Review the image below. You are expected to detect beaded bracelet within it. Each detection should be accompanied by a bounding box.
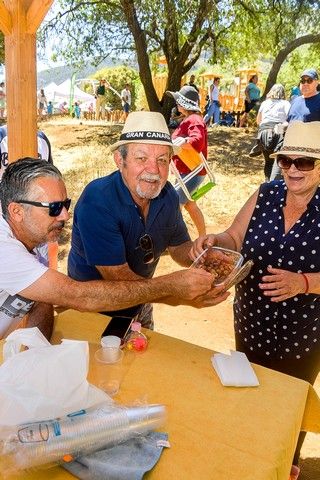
[300,273,309,294]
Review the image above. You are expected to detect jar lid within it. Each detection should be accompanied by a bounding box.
[131,322,141,332]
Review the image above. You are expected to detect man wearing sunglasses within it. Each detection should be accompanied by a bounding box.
[190,121,320,476]
[68,111,229,335]
[270,68,320,182]
[287,68,320,123]
[0,158,225,341]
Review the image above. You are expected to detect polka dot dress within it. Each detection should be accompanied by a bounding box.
[234,181,320,361]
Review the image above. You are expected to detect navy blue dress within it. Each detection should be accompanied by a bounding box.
[234,181,320,362]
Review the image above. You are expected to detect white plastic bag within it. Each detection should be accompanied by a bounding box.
[0,327,110,429]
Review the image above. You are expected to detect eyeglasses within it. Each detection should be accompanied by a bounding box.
[300,77,314,84]
[277,154,320,172]
[138,233,154,264]
[16,198,71,217]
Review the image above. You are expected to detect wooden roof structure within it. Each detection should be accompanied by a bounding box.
[0,0,54,162]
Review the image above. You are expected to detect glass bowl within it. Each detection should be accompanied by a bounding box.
[191,246,244,287]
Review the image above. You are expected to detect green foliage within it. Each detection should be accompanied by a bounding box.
[91,66,139,110]
[40,0,320,112]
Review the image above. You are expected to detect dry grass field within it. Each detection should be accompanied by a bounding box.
[41,117,320,479]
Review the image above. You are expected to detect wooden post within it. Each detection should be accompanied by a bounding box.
[0,0,54,163]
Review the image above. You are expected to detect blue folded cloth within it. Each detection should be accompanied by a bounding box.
[62,432,168,480]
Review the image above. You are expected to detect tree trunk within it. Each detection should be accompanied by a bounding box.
[263,33,320,98]
[120,0,162,112]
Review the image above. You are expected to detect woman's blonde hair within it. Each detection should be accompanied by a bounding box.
[266,83,286,100]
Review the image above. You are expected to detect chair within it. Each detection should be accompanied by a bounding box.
[170,143,215,201]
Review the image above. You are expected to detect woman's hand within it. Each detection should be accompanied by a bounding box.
[259,267,307,302]
[189,234,217,261]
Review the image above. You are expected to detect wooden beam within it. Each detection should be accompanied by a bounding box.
[5,0,37,161]
[3,0,53,162]
[0,1,12,35]
[26,0,54,34]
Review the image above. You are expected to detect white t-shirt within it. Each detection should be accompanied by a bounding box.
[121,88,131,106]
[210,84,219,102]
[0,217,48,338]
[258,98,291,125]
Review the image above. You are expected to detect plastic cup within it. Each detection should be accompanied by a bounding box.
[94,347,124,397]
[101,335,121,349]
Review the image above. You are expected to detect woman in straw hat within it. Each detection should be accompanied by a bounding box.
[166,85,207,236]
[191,121,320,479]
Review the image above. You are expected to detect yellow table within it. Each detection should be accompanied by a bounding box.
[6,310,320,480]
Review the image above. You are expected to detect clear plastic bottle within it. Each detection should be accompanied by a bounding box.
[124,322,148,352]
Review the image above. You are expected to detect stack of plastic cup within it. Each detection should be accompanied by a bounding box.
[1,403,166,472]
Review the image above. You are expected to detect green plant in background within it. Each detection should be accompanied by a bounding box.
[91,66,139,111]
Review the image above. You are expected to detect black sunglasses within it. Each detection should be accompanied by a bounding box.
[16,198,71,217]
[276,154,320,172]
[300,78,314,84]
[138,233,154,264]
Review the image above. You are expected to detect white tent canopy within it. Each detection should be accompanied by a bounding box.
[46,79,95,103]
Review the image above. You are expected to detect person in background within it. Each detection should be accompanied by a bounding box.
[47,101,53,117]
[191,121,320,480]
[0,156,226,341]
[270,68,320,181]
[37,89,47,120]
[203,77,221,127]
[0,124,53,181]
[58,101,68,114]
[168,105,183,129]
[166,86,207,236]
[95,79,107,121]
[239,75,260,127]
[290,85,301,101]
[0,82,6,119]
[121,83,131,119]
[187,74,199,92]
[248,84,290,181]
[68,111,228,334]
[287,68,320,122]
[74,102,81,119]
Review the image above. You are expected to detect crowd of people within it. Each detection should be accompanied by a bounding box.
[0,66,320,480]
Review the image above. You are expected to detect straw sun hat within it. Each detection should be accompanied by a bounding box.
[110,111,178,152]
[270,121,320,160]
[166,85,201,112]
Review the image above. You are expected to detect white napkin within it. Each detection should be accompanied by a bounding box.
[211,350,259,387]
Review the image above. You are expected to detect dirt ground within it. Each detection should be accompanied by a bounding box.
[41,117,319,479]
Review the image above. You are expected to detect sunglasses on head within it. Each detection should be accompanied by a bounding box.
[300,77,314,84]
[138,233,154,264]
[16,198,71,217]
[276,154,320,172]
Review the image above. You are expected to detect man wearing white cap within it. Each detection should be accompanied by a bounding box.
[68,111,229,334]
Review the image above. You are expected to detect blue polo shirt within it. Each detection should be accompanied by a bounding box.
[68,170,190,283]
[287,93,320,122]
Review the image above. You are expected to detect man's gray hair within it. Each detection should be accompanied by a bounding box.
[0,157,63,219]
[267,83,286,100]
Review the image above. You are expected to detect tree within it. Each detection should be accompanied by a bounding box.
[42,0,320,114]
[219,1,320,97]
[41,0,220,117]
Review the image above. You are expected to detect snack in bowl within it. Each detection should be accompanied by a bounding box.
[191,246,244,286]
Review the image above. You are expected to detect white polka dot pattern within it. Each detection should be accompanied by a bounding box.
[234,181,320,361]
